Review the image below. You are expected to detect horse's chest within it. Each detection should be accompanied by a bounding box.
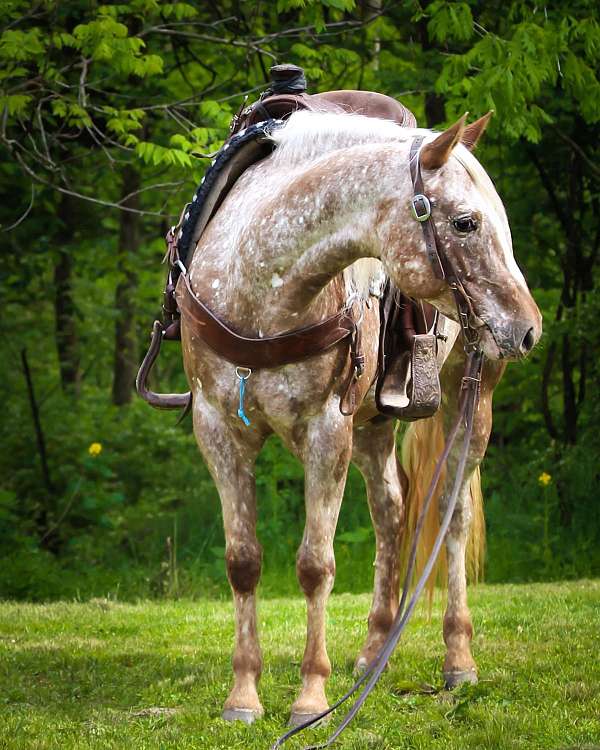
[186,341,348,428]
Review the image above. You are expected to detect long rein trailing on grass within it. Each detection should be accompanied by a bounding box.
[271,349,484,750]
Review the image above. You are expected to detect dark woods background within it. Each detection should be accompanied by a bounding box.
[1,1,599,600]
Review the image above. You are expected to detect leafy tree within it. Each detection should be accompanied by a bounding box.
[1,0,598,597]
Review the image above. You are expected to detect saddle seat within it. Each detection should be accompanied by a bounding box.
[231,88,416,134]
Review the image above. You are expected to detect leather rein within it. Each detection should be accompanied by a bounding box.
[271,138,485,749]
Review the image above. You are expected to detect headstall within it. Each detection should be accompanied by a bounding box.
[409,136,482,354]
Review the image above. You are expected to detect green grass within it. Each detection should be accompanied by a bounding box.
[0,581,599,749]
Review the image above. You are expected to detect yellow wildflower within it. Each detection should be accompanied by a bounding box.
[88,442,102,457]
[538,472,551,486]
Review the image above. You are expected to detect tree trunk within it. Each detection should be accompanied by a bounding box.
[54,196,80,393]
[424,93,445,129]
[417,17,446,128]
[112,166,141,406]
[561,333,578,445]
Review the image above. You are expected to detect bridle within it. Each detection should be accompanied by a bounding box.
[409,136,482,353]
[271,137,485,750]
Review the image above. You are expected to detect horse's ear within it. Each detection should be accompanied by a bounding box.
[420,113,468,170]
[461,111,493,151]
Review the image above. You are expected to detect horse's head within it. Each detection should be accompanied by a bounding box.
[381,114,542,360]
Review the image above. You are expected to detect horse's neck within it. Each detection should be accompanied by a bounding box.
[190,143,413,334]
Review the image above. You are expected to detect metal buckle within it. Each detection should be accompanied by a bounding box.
[411,194,431,222]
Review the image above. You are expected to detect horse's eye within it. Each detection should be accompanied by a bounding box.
[452,215,478,233]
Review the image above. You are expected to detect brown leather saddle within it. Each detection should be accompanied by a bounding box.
[139,65,442,422]
[231,90,416,133]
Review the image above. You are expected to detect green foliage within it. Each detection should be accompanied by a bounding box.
[427,1,474,43]
[433,5,600,139]
[0,583,599,748]
[0,0,599,602]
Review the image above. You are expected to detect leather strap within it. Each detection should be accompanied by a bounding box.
[409,136,480,352]
[340,322,365,416]
[135,320,192,413]
[176,270,357,370]
[409,137,445,279]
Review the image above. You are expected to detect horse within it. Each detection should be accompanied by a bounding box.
[177,110,542,726]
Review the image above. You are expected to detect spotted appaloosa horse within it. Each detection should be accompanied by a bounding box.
[180,111,542,725]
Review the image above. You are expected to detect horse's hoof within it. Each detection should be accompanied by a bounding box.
[288,711,327,728]
[222,707,262,724]
[443,669,478,689]
[354,657,368,676]
[354,655,386,677]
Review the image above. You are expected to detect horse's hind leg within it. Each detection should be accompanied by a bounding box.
[191,396,265,723]
[352,417,406,672]
[438,351,505,688]
[291,408,353,726]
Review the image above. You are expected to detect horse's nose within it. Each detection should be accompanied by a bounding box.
[519,327,536,356]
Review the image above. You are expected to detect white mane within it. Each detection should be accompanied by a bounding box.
[269,110,430,167]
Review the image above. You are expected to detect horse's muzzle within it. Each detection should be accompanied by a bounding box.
[480,317,542,360]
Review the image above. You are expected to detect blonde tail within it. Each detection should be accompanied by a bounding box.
[400,411,485,604]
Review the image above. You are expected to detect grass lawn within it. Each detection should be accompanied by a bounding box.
[0,581,598,749]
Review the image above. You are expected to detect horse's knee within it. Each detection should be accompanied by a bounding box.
[368,605,395,635]
[296,544,335,597]
[226,539,262,594]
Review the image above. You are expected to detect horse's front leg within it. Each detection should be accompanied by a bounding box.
[439,350,505,688]
[290,407,353,726]
[191,392,266,723]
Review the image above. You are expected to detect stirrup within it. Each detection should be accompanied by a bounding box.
[375,333,441,421]
[136,320,192,418]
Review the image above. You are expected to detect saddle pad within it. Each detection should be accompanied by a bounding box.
[177,119,286,269]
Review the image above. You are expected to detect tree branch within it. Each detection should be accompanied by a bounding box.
[554,127,600,180]
[527,145,570,236]
[1,183,35,231]
[21,348,54,495]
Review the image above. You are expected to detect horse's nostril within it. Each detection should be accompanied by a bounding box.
[520,327,535,354]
